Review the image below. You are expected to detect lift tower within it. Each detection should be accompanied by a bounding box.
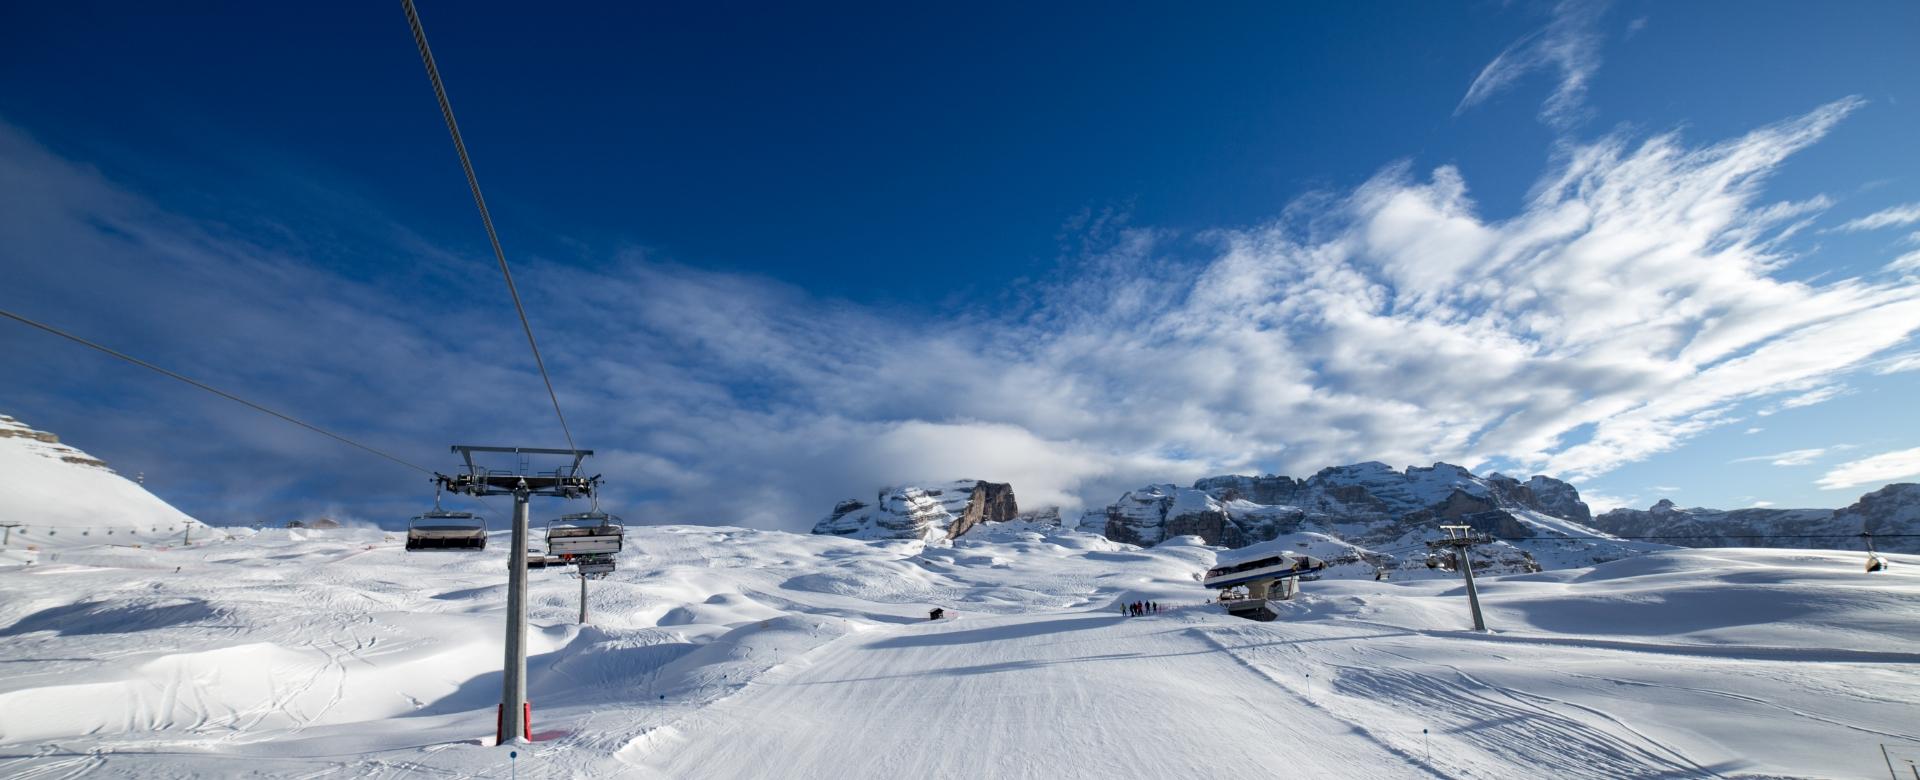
[438,445,595,744]
[1428,524,1489,631]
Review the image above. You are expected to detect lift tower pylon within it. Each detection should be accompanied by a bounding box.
[1429,524,1489,631]
[437,445,595,745]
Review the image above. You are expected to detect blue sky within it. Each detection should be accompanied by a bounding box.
[2,1,1919,529]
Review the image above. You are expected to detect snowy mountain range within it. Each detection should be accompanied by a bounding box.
[814,461,1920,575]
[1093,462,1591,547]
[1591,484,1920,553]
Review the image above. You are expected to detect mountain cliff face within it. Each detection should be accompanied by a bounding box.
[1589,484,1920,553]
[1098,463,1612,576]
[0,413,205,547]
[809,461,1918,574]
[811,480,1018,541]
[1108,463,1590,547]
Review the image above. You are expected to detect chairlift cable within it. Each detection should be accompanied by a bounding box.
[0,307,433,474]
[400,0,578,455]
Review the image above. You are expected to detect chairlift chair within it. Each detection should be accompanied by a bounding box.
[545,510,624,558]
[406,484,489,551]
[406,509,489,551]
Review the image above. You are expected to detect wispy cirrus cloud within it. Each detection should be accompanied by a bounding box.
[1733,448,1829,467]
[1456,1,1608,129]
[1826,202,1920,233]
[1818,447,1920,490]
[4,96,1920,530]
[1889,250,1920,274]
[1874,352,1920,375]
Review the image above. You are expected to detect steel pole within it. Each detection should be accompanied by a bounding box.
[501,490,530,744]
[578,573,589,625]
[1459,544,1486,632]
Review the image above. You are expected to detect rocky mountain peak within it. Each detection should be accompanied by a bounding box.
[1834,482,1920,534]
[812,480,1018,542]
[1090,462,1602,576]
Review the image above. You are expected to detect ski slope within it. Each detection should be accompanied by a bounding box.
[0,524,1916,778]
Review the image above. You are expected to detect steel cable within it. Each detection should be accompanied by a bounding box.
[0,307,434,474]
[401,0,579,454]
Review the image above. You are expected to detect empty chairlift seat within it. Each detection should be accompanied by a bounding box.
[406,510,488,551]
[546,512,624,557]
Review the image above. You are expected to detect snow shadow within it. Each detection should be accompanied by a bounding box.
[0,598,219,637]
[405,632,693,719]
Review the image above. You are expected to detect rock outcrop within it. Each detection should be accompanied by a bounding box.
[1103,485,1231,547]
[812,480,1019,542]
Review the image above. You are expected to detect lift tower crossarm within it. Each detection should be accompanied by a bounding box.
[441,445,597,499]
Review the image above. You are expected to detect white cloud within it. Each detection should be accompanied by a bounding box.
[5,98,1920,531]
[1456,0,1608,129]
[1772,385,1847,412]
[1875,352,1920,375]
[1579,489,1638,513]
[1748,500,1775,508]
[1651,485,1680,493]
[1732,448,1827,466]
[1890,249,1920,273]
[1744,427,1764,434]
[1817,447,1920,490]
[1827,202,1920,233]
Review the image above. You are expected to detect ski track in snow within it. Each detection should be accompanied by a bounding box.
[0,526,1916,778]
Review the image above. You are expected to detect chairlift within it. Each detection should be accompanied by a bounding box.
[545,508,624,558]
[1863,531,1890,573]
[406,487,488,551]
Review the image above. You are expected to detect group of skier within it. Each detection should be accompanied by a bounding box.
[1123,600,1159,617]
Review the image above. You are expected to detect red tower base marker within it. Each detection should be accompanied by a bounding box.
[496,702,532,743]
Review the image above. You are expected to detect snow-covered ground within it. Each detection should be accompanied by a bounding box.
[0,523,1915,778]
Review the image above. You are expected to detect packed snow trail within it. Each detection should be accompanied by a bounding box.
[623,610,1434,779]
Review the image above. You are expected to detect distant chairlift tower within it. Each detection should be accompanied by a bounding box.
[437,445,597,745]
[1428,524,1489,631]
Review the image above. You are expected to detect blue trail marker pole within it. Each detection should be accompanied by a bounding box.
[510,750,518,779]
